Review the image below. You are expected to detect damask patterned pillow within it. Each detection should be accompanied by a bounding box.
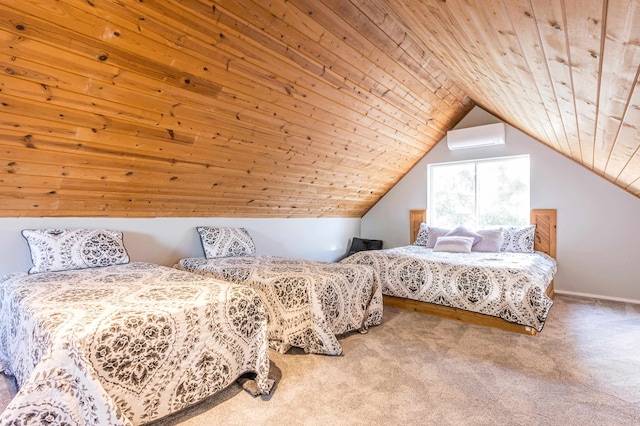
[22,228,130,274]
[414,223,429,246]
[197,227,256,259]
[500,224,536,253]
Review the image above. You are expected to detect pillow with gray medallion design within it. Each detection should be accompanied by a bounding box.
[500,224,536,253]
[414,223,429,246]
[22,228,130,274]
[197,227,256,259]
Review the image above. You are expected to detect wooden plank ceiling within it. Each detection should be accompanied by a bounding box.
[0,0,638,218]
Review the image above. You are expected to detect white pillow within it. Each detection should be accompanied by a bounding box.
[414,223,429,246]
[433,236,474,253]
[445,226,483,246]
[197,227,256,259]
[472,229,504,252]
[425,227,451,248]
[22,229,129,274]
[500,225,536,253]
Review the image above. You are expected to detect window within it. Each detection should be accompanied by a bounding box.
[428,156,530,228]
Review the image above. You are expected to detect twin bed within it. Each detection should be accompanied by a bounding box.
[177,255,382,356]
[0,227,382,424]
[0,212,557,423]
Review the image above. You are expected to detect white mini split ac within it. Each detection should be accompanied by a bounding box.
[446,123,506,150]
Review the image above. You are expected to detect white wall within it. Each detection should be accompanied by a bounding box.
[0,217,360,276]
[362,107,640,303]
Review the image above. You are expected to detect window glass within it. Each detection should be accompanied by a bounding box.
[428,156,529,228]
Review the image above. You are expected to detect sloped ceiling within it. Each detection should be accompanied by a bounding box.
[0,0,638,218]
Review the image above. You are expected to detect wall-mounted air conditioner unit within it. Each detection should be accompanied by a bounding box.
[446,122,505,150]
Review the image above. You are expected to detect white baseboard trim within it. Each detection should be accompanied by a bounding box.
[554,289,640,305]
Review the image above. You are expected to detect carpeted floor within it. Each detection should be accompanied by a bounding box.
[2,294,640,425]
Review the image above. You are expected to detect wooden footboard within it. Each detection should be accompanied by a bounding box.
[395,208,557,335]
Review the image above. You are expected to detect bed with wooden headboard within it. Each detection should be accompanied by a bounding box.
[342,209,557,335]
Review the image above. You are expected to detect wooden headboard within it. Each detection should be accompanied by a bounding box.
[409,209,557,259]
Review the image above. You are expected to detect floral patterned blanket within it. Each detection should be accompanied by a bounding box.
[0,263,273,425]
[341,246,557,332]
[176,256,383,355]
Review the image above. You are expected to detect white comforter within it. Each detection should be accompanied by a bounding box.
[341,246,557,331]
[0,262,272,425]
[176,256,383,355]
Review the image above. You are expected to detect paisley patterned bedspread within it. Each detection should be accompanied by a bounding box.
[0,262,273,426]
[176,256,383,355]
[340,246,557,332]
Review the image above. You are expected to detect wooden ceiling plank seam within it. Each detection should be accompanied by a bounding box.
[530,0,579,158]
[470,0,561,151]
[3,162,388,204]
[1,163,389,201]
[132,0,452,150]
[236,0,468,114]
[0,137,400,191]
[530,0,583,161]
[500,0,567,153]
[381,0,518,125]
[606,65,640,184]
[420,0,530,127]
[0,103,416,179]
[52,179,383,203]
[121,0,445,143]
[562,0,607,170]
[490,0,566,150]
[350,0,474,110]
[6,0,450,155]
[302,0,468,111]
[0,188,370,210]
[590,0,609,172]
[1,2,436,155]
[205,12,443,144]
[346,0,472,109]
[0,200,366,218]
[595,0,640,175]
[0,185,377,207]
[0,54,428,164]
[0,83,420,174]
[560,0,585,165]
[0,2,224,99]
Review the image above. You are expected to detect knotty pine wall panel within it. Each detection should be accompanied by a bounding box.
[367,0,640,199]
[0,0,472,217]
[4,0,639,218]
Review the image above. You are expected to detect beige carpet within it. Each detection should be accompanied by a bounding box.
[2,295,639,425]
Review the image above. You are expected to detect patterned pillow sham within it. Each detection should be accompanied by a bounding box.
[22,228,130,274]
[414,223,429,246]
[500,224,536,253]
[197,227,256,259]
[433,236,474,253]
